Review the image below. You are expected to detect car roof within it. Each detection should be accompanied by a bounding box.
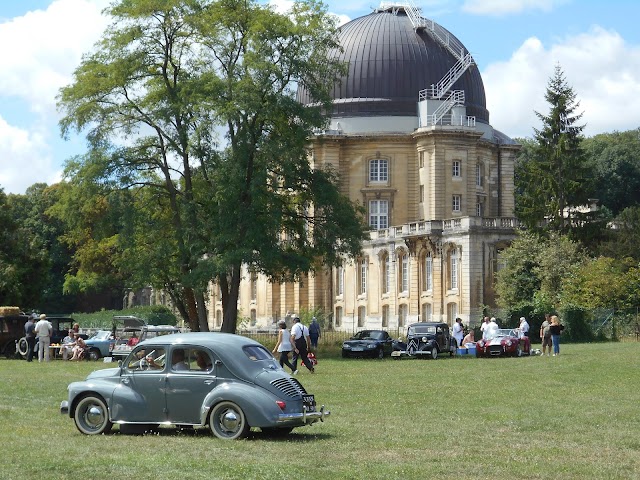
[407,322,448,328]
[137,332,262,354]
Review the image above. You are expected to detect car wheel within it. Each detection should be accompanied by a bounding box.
[341,350,348,358]
[430,348,438,360]
[74,395,113,435]
[16,337,28,358]
[89,349,101,361]
[209,401,249,440]
[376,348,384,359]
[515,345,522,357]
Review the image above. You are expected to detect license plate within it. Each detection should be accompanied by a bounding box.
[352,347,363,351]
[303,394,316,412]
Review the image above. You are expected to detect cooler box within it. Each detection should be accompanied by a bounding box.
[467,346,476,356]
[456,347,467,355]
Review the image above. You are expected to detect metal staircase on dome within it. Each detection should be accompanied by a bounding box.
[378,1,476,127]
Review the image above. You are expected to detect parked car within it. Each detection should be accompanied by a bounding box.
[341,329,395,358]
[60,332,329,439]
[391,322,456,359]
[475,328,531,357]
[110,316,180,360]
[0,311,29,358]
[84,330,117,361]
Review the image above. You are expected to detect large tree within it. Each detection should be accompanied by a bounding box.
[57,0,367,332]
[515,65,593,236]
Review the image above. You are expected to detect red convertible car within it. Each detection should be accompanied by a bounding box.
[475,329,530,357]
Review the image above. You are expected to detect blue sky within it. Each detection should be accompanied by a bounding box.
[1,0,639,194]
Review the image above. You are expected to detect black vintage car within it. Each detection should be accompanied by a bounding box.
[341,329,395,359]
[391,322,456,359]
[16,315,86,359]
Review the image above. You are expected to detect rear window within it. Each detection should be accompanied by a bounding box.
[243,345,273,361]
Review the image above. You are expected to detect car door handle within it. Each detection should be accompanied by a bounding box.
[121,378,129,385]
[204,379,215,385]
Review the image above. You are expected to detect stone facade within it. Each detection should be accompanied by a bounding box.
[206,123,520,332]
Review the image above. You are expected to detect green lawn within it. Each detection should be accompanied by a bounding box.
[1,342,639,479]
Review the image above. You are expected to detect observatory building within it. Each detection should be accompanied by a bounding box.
[210,2,520,331]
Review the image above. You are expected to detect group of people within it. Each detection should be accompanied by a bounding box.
[540,313,564,356]
[272,316,320,374]
[23,313,84,362]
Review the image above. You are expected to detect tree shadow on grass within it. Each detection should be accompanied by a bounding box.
[114,424,332,441]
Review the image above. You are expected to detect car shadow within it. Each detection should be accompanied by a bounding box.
[114,424,333,441]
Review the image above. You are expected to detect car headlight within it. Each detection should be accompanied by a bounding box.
[506,340,512,346]
[477,341,484,347]
[367,343,376,348]
[422,337,428,343]
[342,343,350,349]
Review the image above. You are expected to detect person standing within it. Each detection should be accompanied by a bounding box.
[308,317,321,349]
[34,313,53,362]
[452,318,464,348]
[518,317,530,337]
[486,317,499,339]
[480,316,490,340]
[540,313,552,357]
[272,320,297,374]
[290,317,314,373]
[24,314,37,362]
[549,315,564,356]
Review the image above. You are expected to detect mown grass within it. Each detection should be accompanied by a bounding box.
[1,342,639,479]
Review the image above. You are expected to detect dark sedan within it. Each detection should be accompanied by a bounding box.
[342,330,394,359]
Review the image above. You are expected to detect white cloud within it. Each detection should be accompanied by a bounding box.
[462,0,568,16]
[483,26,640,138]
[0,0,109,194]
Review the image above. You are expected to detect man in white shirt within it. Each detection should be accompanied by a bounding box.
[486,317,499,339]
[34,314,53,362]
[290,317,315,373]
[452,318,464,348]
[518,317,530,338]
[480,316,490,340]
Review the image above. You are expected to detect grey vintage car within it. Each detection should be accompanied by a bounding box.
[60,332,329,439]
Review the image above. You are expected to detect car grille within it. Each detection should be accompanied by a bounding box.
[270,377,308,398]
[489,345,504,355]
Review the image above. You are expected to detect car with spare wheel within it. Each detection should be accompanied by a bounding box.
[60,332,329,439]
[341,329,395,359]
[391,322,456,359]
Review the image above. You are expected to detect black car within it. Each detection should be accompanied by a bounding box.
[391,322,456,359]
[342,330,395,359]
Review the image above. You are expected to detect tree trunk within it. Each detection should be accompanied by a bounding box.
[183,286,200,332]
[220,263,242,333]
[196,290,209,332]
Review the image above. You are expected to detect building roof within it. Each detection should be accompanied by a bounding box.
[297,5,489,123]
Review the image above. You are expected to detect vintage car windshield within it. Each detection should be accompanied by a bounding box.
[89,330,112,340]
[408,325,436,335]
[352,330,384,340]
[487,328,517,340]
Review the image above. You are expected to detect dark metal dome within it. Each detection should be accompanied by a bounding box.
[297,6,489,123]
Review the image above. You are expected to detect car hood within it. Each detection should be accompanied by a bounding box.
[344,339,379,346]
[86,367,120,380]
[483,336,514,346]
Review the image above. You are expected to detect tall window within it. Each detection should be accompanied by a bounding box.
[357,306,366,327]
[369,159,388,182]
[399,252,409,293]
[452,160,461,177]
[476,162,483,186]
[369,200,389,229]
[452,195,461,212]
[250,273,257,301]
[423,252,433,292]
[335,306,342,328]
[447,302,458,324]
[358,258,368,295]
[450,251,458,290]
[476,199,483,217]
[337,266,344,296]
[422,303,432,322]
[420,185,424,203]
[382,305,389,327]
[398,304,407,327]
[382,253,390,294]
[250,309,257,326]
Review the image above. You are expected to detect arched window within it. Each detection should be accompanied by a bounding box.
[381,252,391,295]
[358,258,368,295]
[398,304,407,327]
[357,306,366,327]
[382,305,389,327]
[398,252,409,294]
[422,252,433,292]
